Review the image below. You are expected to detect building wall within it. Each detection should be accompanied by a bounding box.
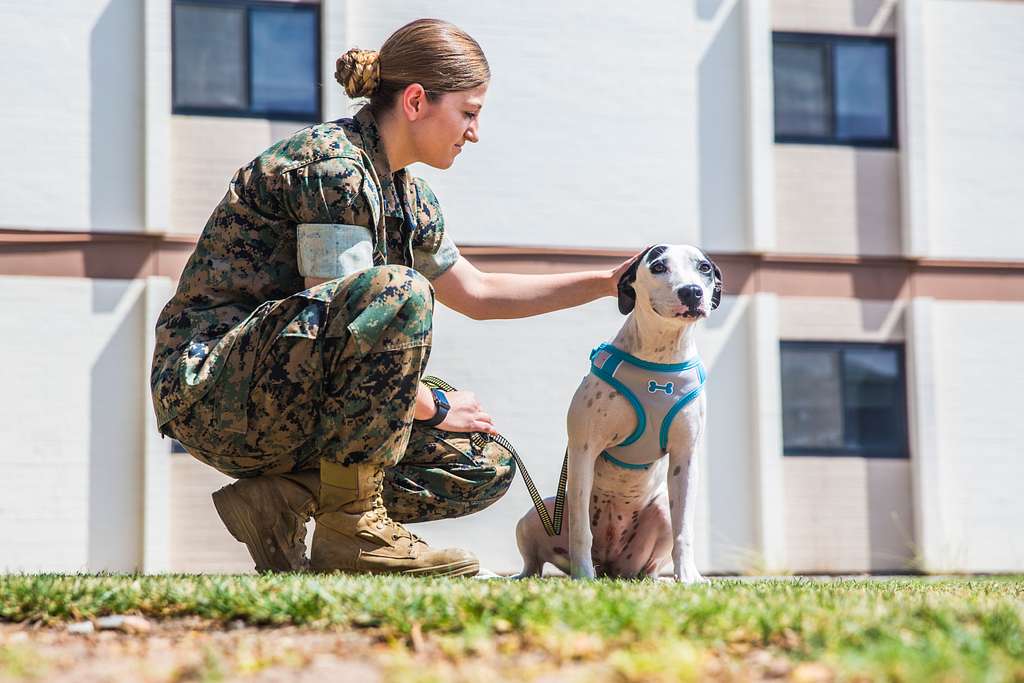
[775,148,902,256]
[773,0,897,35]
[923,0,1024,260]
[0,0,144,232]
[0,276,147,572]
[170,117,312,234]
[778,296,914,572]
[928,300,1024,571]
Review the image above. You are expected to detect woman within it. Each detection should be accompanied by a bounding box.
[152,18,638,577]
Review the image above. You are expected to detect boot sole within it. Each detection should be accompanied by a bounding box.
[399,559,480,578]
[212,484,301,572]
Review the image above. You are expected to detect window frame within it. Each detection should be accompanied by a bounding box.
[772,32,898,149]
[172,0,322,122]
[780,340,910,459]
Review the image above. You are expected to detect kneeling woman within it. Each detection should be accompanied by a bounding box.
[152,18,637,576]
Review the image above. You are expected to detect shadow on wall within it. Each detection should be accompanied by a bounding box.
[697,0,747,252]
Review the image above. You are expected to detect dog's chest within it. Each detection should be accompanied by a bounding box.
[588,458,665,561]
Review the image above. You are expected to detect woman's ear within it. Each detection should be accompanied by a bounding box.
[617,247,652,315]
[402,83,428,119]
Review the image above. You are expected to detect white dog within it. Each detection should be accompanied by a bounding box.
[515,245,721,582]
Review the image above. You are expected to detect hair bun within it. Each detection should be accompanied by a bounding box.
[335,48,381,98]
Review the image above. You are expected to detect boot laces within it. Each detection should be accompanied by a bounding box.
[368,477,424,546]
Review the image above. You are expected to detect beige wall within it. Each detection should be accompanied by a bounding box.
[784,457,915,572]
[169,454,254,573]
[170,116,311,234]
[773,0,897,35]
[775,147,902,256]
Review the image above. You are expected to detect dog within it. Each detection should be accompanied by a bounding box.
[515,244,721,582]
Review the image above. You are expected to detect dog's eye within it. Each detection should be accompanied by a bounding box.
[649,262,668,274]
[698,262,713,274]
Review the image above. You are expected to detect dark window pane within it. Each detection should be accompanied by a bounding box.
[834,42,892,141]
[174,4,246,110]
[773,42,830,138]
[842,347,905,454]
[781,347,843,450]
[250,7,318,116]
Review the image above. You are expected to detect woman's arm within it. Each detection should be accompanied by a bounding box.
[432,253,641,320]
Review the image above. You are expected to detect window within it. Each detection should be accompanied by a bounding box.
[780,342,909,458]
[773,33,896,147]
[173,0,320,121]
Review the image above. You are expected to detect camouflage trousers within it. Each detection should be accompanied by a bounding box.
[165,265,515,523]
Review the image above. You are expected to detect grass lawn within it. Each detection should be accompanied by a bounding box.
[0,574,1022,682]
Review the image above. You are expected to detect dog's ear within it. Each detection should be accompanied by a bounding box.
[710,259,723,310]
[617,246,653,315]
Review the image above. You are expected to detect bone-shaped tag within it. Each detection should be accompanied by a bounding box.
[648,380,674,395]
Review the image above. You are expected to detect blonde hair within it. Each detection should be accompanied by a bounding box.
[335,18,490,112]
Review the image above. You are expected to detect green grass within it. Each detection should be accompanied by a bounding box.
[2,574,1023,681]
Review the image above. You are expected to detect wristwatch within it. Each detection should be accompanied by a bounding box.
[414,387,450,427]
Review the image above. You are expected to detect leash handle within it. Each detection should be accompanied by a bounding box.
[421,375,567,537]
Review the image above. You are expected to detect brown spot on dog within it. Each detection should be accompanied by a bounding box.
[553,546,568,555]
[596,391,603,399]
[592,495,598,503]
[669,500,674,510]
[587,399,594,408]
[673,465,681,476]
[626,553,632,560]
[609,391,618,399]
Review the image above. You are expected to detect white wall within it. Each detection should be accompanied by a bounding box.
[340,1,709,251]
[0,276,147,572]
[923,0,1024,260]
[928,300,1024,571]
[0,0,144,232]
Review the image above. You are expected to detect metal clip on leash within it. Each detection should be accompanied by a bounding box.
[421,375,568,537]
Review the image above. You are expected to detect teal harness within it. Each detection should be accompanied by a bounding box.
[589,343,707,470]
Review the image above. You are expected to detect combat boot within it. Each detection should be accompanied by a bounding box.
[311,461,479,577]
[212,470,318,572]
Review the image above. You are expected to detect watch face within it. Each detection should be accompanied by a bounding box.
[435,389,451,410]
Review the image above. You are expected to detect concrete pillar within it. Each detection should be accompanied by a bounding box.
[905,297,951,571]
[142,276,174,573]
[143,0,171,232]
[750,293,786,571]
[898,0,930,258]
[743,0,776,253]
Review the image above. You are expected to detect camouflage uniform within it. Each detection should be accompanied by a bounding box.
[151,106,514,523]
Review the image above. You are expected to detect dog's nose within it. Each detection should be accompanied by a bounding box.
[677,285,703,308]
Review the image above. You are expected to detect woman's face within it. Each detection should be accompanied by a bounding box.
[411,83,488,170]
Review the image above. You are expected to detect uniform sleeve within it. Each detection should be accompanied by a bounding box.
[279,157,372,227]
[409,177,460,280]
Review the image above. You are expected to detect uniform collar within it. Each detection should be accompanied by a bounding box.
[354,106,407,220]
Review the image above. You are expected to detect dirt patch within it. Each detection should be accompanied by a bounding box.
[0,620,826,683]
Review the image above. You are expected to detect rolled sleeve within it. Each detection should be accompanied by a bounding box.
[414,233,461,280]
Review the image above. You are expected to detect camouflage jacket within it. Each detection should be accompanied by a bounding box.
[151,106,460,429]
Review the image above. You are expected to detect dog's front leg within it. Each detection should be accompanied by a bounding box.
[567,440,599,579]
[667,447,705,584]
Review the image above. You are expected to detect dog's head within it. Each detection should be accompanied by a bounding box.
[617,244,723,321]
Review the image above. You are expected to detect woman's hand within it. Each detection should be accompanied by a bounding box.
[607,248,649,297]
[415,383,497,434]
[438,390,498,435]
